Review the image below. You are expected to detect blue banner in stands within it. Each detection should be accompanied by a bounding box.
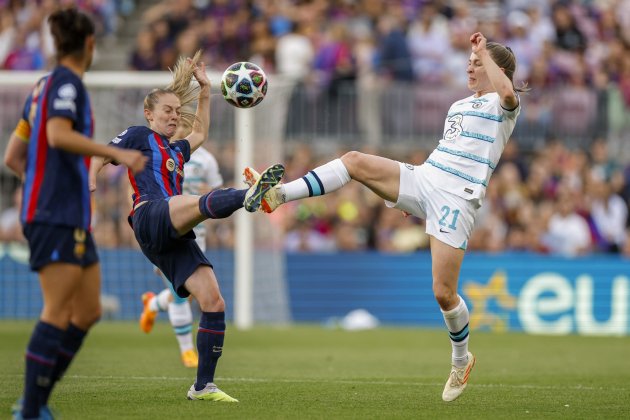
[1,246,629,335]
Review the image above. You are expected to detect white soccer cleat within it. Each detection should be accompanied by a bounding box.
[442,352,475,402]
[242,165,285,213]
[187,383,239,402]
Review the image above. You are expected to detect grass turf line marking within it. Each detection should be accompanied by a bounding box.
[0,374,617,391]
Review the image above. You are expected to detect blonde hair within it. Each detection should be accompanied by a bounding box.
[143,50,203,128]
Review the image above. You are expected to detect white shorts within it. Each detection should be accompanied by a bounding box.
[385,162,480,249]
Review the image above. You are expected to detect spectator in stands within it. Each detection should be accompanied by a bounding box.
[275,21,314,82]
[129,29,161,70]
[543,190,592,256]
[2,28,45,70]
[407,2,451,83]
[587,175,628,252]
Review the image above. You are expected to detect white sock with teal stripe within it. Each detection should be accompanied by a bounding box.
[168,301,194,353]
[441,295,470,368]
[149,288,171,312]
[281,158,351,202]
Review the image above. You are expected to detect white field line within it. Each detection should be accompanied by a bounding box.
[0,374,619,391]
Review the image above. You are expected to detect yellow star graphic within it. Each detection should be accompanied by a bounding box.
[464,271,517,332]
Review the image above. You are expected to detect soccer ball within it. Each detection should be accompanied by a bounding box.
[220,62,268,108]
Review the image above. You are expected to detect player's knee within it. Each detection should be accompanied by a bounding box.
[72,306,101,330]
[340,151,365,180]
[433,284,458,310]
[197,294,225,313]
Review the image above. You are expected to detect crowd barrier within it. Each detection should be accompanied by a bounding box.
[1,245,628,335]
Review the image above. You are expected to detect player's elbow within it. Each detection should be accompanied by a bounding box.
[46,127,62,148]
[501,91,519,111]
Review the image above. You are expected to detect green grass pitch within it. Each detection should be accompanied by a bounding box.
[1,321,629,419]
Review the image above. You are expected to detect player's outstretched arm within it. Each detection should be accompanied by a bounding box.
[3,133,28,179]
[186,60,211,152]
[47,117,147,174]
[470,32,518,110]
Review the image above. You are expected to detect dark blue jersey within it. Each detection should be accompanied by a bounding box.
[109,126,190,209]
[21,66,94,229]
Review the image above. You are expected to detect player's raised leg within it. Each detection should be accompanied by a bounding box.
[430,237,475,402]
[165,163,284,235]
[183,266,238,402]
[246,152,400,213]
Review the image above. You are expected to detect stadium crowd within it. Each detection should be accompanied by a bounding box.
[1,0,630,257]
[2,1,629,88]
[3,136,630,257]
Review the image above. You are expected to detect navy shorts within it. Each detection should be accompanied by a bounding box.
[23,223,99,272]
[131,199,212,298]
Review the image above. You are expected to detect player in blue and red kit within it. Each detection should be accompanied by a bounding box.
[90,52,284,402]
[3,8,146,420]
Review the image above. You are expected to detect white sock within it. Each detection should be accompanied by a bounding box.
[441,295,470,368]
[168,301,194,353]
[148,289,170,312]
[149,288,171,313]
[281,158,351,202]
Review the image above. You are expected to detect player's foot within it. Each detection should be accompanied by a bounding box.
[187,383,239,402]
[181,349,199,368]
[11,398,54,420]
[139,292,157,334]
[243,164,285,212]
[442,352,475,402]
[242,167,284,213]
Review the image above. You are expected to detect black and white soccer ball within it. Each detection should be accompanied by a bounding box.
[220,62,268,108]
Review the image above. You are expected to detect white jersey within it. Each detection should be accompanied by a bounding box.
[183,147,223,250]
[425,92,520,201]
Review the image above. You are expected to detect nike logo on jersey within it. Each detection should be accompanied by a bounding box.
[439,228,450,233]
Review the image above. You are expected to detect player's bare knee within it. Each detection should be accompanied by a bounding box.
[197,294,225,312]
[341,151,366,181]
[72,306,101,330]
[433,285,458,310]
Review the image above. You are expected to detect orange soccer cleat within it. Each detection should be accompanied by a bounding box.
[181,349,199,368]
[139,292,157,334]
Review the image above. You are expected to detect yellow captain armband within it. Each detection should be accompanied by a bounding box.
[13,119,31,142]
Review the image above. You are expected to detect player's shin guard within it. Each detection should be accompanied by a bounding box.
[168,301,194,353]
[195,312,225,390]
[41,323,88,405]
[22,321,64,418]
[199,188,247,219]
[441,296,470,368]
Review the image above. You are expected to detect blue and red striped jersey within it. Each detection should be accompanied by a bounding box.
[21,66,94,229]
[109,126,190,208]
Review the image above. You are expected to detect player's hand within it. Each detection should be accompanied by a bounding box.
[402,211,410,218]
[116,149,148,174]
[470,32,487,54]
[191,59,211,90]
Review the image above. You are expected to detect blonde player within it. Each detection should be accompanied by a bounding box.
[139,119,223,368]
[246,32,525,402]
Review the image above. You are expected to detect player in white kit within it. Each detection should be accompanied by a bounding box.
[139,120,223,368]
[245,32,524,401]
